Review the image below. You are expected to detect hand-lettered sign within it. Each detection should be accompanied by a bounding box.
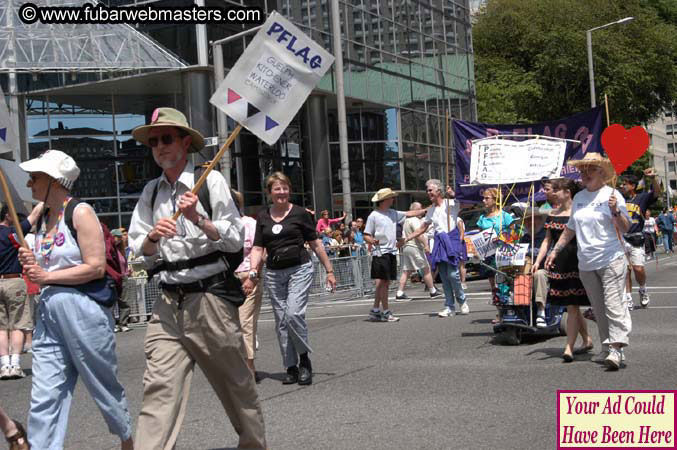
[210,11,335,145]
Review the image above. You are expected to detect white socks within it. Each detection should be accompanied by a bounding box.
[9,354,19,366]
[0,355,9,367]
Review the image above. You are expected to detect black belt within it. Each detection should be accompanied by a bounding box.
[159,272,226,296]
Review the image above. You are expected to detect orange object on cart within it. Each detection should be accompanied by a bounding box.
[513,274,532,306]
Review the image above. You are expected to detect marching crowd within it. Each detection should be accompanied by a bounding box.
[0,106,672,449]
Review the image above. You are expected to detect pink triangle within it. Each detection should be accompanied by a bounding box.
[227,89,242,104]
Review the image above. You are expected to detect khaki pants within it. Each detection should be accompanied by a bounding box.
[236,272,263,360]
[533,269,548,308]
[135,290,266,450]
[579,256,631,347]
[0,277,30,330]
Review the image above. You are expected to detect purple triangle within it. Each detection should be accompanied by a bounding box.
[0,128,6,142]
[265,116,279,131]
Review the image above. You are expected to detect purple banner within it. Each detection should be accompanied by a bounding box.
[453,107,604,203]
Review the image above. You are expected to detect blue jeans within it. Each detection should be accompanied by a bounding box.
[662,231,673,252]
[437,262,466,311]
[29,286,132,449]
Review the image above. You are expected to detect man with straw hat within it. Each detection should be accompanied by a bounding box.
[128,107,266,449]
[363,188,426,322]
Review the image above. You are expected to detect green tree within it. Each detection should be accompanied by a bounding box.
[473,0,677,126]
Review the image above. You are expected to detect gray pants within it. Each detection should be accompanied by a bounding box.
[579,256,631,347]
[264,261,313,368]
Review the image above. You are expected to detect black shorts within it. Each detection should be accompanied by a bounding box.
[371,253,398,280]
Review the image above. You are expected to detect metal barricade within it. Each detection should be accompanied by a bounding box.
[125,253,401,318]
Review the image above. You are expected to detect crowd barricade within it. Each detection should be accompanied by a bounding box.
[125,252,400,324]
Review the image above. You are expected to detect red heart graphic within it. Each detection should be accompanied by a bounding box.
[600,124,649,175]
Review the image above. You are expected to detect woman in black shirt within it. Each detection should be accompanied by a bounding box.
[243,172,336,385]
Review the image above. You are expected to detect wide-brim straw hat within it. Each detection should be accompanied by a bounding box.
[19,149,80,190]
[566,152,615,181]
[132,107,204,153]
[371,188,398,203]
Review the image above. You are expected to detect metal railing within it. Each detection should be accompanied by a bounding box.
[124,253,398,323]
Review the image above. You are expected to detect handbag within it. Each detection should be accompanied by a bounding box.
[623,232,645,248]
[52,274,118,307]
[269,244,303,269]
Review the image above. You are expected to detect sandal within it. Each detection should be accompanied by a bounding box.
[5,420,30,450]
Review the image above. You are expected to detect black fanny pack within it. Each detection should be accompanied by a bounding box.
[623,232,645,247]
[269,244,303,270]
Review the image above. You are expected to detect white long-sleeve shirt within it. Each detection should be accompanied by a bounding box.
[129,161,243,284]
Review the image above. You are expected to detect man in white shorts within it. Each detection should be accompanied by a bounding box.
[395,202,441,301]
[620,170,660,309]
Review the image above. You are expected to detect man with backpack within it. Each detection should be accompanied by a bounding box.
[128,108,266,449]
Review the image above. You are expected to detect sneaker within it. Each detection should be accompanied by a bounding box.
[461,283,468,290]
[114,326,121,333]
[121,326,131,332]
[639,288,650,307]
[535,316,547,328]
[368,310,383,322]
[605,348,622,371]
[395,293,411,302]
[8,365,25,379]
[382,310,400,322]
[437,307,454,318]
[624,293,634,311]
[0,365,10,380]
[429,290,442,298]
[459,302,470,315]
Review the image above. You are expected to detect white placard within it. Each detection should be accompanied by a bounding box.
[468,229,498,259]
[495,243,529,268]
[469,138,567,185]
[210,11,335,146]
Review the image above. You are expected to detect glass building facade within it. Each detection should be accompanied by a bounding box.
[13,0,475,226]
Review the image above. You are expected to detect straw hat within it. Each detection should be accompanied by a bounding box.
[371,188,399,203]
[132,107,205,153]
[566,152,615,180]
[19,150,80,190]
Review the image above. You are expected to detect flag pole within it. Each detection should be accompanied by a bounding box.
[171,124,243,221]
[445,110,451,231]
[0,167,26,248]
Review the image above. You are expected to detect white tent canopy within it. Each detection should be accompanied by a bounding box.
[0,0,186,72]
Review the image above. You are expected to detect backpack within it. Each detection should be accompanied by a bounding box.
[148,165,243,273]
[64,198,122,307]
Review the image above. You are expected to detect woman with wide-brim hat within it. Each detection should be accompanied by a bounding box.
[17,150,133,449]
[545,152,631,371]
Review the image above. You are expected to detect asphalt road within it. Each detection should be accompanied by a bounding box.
[2,253,676,449]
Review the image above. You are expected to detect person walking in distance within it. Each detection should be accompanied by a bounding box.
[111,229,132,332]
[402,180,467,317]
[128,108,266,449]
[395,202,441,301]
[363,188,427,322]
[657,209,674,253]
[619,169,660,308]
[0,204,43,380]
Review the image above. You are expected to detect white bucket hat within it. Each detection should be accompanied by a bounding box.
[19,150,80,190]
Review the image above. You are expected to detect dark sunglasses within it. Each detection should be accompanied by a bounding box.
[148,134,179,147]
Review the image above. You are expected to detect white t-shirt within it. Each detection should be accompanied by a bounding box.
[643,217,656,234]
[567,186,629,271]
[423,198,460,234]
[403,217,424,250]
[364,208,406,255]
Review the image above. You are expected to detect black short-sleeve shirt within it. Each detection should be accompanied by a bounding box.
[253,205,318,267]
[0,219,31,274]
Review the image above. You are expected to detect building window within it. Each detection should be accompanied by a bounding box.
[669,161,676,173]
[668,124,674,134]
[671,180,677,190]
[669,143,675,154]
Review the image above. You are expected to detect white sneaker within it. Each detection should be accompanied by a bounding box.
[605,348,622,370]
[625,293,634,311]
[437,307,454,317]
[8,365,25,379]
[0,365,10,380]
[639,288,650,307]
[382,310,400,322]
[459,302,470,315]
[461,283,468,290]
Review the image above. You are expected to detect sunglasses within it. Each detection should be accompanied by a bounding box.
[148,134,179,147]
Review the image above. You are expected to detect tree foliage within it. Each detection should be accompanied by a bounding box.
[473,0,677,126]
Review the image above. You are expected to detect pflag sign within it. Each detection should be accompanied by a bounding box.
[210,11,335,146]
